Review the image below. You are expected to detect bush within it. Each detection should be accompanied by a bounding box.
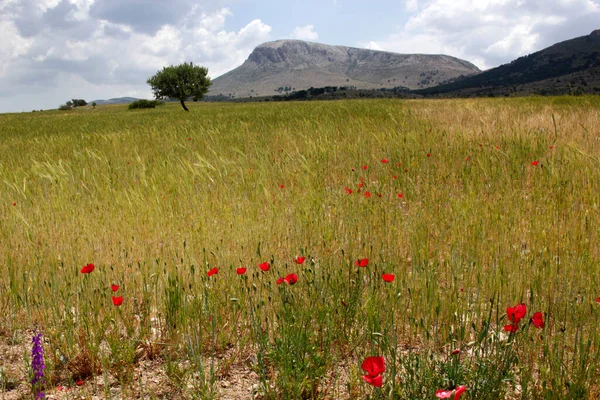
[128,100,162,110]
[58,104,72,111]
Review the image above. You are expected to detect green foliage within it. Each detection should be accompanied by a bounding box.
[146,62,211,111]
[128,99,162,110]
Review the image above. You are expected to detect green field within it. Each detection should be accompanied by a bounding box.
[1,97,600,399]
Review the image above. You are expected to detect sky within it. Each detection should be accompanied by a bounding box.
[0,0,598,113]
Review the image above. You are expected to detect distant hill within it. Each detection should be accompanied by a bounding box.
[417,29,600,97]
[208,40,481,99]
[90,97,142,105]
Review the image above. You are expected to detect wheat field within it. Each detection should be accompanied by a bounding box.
[1,97,599,399]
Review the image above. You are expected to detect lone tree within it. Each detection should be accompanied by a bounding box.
[147,62,211,111]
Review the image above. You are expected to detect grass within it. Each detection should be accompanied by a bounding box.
[1,96,600,399]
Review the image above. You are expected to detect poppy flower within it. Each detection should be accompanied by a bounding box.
[259,262,270,271]
[283,273,298,285]
[427,153,431,157]
[236,267,247,275]
[503,323,519,333]
[344,187,353,194]
[12,202,16,206]
[365,191,371,198]
[276,277,285,285]
[531,160,539,166]
[361,356,385,387]
[207,268,218,277]
[452,349,461,355]
[435,385,466,399]
[596,296,600,303]
[550,145,554,149]
[362,165,368,170]
[76,380,84,386]
[279,184,284,189]
[358,182,364,188]
[111,284,120,292]
[465,157,470,161]
[382,273,395,282]
[80,263,95,274]
[397,193,403,198]
[531,312,544,328]
[362,374,383,387]
[507,303,527,324]
[294,256,306,265]
[355,258,369,267]
[393,175,397,179]
[381,158,389,163]
[112,296,123,306]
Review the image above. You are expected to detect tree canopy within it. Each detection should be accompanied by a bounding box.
[146,62,211,111]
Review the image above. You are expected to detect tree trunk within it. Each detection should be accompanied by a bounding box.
[180,99,189,112]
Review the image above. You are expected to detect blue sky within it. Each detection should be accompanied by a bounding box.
[0,0,598,113]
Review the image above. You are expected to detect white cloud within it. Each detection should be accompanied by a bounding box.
[290,24,319,41]
[404,0,418,12]
[364,41,383,51]
[0,6,272,111]
[363,0,600,70]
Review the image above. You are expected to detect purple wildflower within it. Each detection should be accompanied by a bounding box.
[31,332,45,399]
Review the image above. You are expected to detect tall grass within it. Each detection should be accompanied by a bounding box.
[1,97,599,398]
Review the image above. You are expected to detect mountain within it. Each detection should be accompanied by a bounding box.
[417,29,600,97]
[90,97,142,105]
[208,40,481,98]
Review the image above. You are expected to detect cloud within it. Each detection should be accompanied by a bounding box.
[290,24,319,41]
[362,0,600,70]
[0,4,272,111]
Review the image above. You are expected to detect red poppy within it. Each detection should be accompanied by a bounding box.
[435,385,466,399]
[207,268,218,277]
[465,157,470,161]
[503,323,519,333]
[382,273,395,282]
[531,160,539,166]
[276,277,285,285]
[365,191,371,198]
[76,380,84,386]
[362,374,383,387]
[507,303,527,324]
[111,284,120,292]
[279,184,284,189]
[294,256,306,265]
[362,165,368,170]
[451,349,461,355]
[112,296,123,306]
[358,182,364,188]
[393,175,397,179]
[259,262,270,271]
[549,145,553,149]
[596,296,600,303]
[427,153,431,157]
[80,263,95,274]
[12,202,16,206]
[283,273,298,285]
[237,267,247,275]
[344,187,353,194]
[355,258,369,267]
[188,138,192,141]
[397,163,402,167]
[361,356,385,387]
[381,158,389,163]
[531,312,544,328]
[397,193,403,198]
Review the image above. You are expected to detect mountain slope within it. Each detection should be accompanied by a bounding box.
[208,40,481,98]
[90,97,142,105]
[418,29,600,96]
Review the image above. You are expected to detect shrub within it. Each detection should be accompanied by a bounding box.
[128,100,162,110]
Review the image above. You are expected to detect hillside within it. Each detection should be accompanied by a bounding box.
[208,40,480,98]
[417,30,600,96]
